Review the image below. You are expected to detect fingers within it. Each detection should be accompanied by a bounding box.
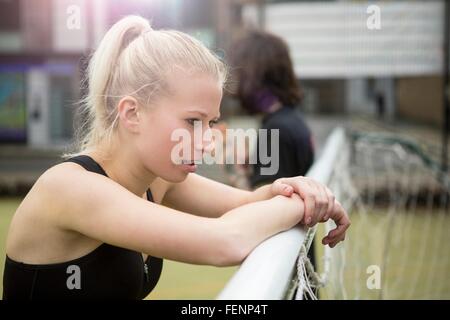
[277,177,343,231]
[303,193,316,226]
[322,187,335,222]
[326,222,349,242]
[317,184,329,224]
[307,182,328,227]
[287,177,330,227]
[282,184,294,196]
[272,180,294,197]
[279,176,349,248]
[322,232,345,248]
[323,201,351,247]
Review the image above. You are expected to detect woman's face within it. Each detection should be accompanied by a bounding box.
[136,70,222,183]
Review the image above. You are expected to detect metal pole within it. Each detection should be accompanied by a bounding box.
[443,0,449,172]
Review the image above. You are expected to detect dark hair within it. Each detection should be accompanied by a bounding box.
[229,30,303,113]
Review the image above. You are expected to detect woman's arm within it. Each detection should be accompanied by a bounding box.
[41,164,303,267]
[162,173,291,218]
[163,173,350,248]
[219,193,304,260]
[163,173,330,222]
[162,173,254,218]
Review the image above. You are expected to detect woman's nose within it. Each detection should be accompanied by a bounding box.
[194,126,215,154]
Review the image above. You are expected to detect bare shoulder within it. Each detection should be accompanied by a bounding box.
[37,160,89,195]
[12,161,88,221]
[27,161,103,217]
[5,161,102,263]
[40,160,104,188]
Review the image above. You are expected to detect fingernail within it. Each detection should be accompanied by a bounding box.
[306,217,312,225]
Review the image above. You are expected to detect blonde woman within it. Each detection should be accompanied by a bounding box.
[3,16,350,300]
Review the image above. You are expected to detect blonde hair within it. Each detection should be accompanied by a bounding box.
[63,15,227,159]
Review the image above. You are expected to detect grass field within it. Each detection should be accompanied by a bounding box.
[315,208,450,300]
[0,197,237,299]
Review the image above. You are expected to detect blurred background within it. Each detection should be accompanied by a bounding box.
[0,0,448,299]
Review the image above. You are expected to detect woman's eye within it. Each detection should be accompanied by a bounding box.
[186,119,218,128]
[186,119,200,126]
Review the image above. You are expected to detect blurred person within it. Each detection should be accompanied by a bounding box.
[2,16,349,300]
[229,31,318,290]
[229,30,315,188]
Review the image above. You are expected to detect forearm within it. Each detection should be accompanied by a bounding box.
[219,194,304,261]
[242,183,274,205]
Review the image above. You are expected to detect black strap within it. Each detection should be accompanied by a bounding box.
[62,155,109,177]
[63,155,154,202]
[146,189,153,202]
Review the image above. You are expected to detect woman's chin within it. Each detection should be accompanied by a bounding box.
[162,167,190,183]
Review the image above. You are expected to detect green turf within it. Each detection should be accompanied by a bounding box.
[0,198,18,297]
[147,261,237,299]
[315,209,450,299]
[0,197,237,299]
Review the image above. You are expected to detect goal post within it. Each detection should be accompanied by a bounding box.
[217,128,347,300]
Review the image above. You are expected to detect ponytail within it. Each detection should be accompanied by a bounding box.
[63,15,227,160]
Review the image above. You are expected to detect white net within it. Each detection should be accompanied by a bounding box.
[296,131,450,300]
[218,128,449,300]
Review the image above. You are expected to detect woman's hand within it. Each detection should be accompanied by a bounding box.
[320,199,350,248]
[271,176,350,247]
[271,176,334,226]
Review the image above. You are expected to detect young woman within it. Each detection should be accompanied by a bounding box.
[3,16,350,300]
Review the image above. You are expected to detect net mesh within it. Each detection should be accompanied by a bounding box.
[290,130,450,300]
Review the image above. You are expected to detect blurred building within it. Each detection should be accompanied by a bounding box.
[212,0,445,127]
[238,0,444,126]
[3,0,443,148]
[0,0,232,192]
[0,0,446,192]
[0,0,227,148]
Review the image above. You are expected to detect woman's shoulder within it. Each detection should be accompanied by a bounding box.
[15,160,110,228]
[5,162,98,262]
[21,161,86,208]
[16,160,92,217]
[38,159,108,192]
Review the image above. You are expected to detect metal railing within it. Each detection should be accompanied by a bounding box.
[217,128,346,299]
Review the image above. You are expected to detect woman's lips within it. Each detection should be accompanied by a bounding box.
[180,163,197,173]
[181,160,201,164]
[180,160,200,173]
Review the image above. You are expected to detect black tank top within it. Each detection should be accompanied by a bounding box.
[2,155,163,300]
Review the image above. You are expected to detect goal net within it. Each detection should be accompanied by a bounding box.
[316,130,450,300]
[218,128,450,300]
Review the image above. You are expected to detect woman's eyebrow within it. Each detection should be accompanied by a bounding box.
[186,109,220,120]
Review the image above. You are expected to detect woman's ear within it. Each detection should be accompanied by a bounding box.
[117,96,141,133]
